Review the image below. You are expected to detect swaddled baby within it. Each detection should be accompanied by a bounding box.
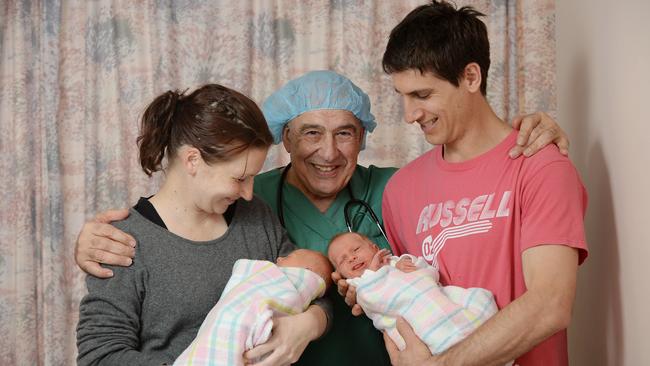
[328,232,497,355]
[174,249,332,366]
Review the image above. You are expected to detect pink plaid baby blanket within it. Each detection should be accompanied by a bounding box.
[347,254,497,354]
[174,259,326,366]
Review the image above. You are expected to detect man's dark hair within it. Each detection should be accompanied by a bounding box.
[382,0,490,95]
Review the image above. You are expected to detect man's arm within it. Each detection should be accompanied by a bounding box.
[385,244,579,366]
[75,209,136,278]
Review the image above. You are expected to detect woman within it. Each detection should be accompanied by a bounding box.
[76,84,329,365]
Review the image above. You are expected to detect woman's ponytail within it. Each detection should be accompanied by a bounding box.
[137,90,183,176]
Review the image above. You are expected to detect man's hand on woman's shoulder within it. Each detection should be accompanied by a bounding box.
[75,208,135,278]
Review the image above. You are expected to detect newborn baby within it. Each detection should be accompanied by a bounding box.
[328,232,498,354]
[174,249,332,366]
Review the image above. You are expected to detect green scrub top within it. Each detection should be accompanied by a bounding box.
[254,164,397,366]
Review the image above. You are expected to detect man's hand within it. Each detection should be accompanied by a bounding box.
[368,249,391,271]
[331,271,364,316]
[384,317,435,366]
[509,112,570,158]
[395,257,418,273]
[75,209,135,278]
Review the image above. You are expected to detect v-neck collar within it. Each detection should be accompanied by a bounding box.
[282,182,351,241]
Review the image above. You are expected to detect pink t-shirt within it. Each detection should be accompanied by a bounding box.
[382,130,588,366]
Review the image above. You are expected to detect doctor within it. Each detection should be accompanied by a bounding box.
[74,70,569,365]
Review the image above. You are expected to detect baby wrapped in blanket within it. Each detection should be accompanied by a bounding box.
[328,232,497,355]
[174,249,332,366]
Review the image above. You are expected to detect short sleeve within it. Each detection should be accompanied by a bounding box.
[520,161,588,264]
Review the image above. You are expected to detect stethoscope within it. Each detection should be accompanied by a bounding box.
[277,163,389,243]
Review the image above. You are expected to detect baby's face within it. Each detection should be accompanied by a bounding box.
[277,249,333,287]
[328,233,379,279]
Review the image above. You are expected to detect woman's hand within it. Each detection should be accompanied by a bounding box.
[75,209,136,278]
[244,305,327,365]
[331,272,364,316]
[509,112,570,158]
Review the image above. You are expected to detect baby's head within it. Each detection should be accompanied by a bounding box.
[276,249,333,288]
[327,232,379,279]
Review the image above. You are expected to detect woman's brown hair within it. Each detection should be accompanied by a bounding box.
[137,84,273,176]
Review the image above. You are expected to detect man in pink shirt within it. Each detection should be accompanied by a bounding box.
[378,1,588,365]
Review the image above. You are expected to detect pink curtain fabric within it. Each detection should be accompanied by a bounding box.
[0,1,556,364]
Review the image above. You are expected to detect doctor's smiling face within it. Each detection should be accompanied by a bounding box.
[282,109,364,211]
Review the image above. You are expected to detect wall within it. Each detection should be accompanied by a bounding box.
[557,1,650,365]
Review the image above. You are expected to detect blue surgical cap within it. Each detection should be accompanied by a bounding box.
[262,70,377,148]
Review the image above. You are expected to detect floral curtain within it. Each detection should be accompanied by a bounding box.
[0,0,556,364]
